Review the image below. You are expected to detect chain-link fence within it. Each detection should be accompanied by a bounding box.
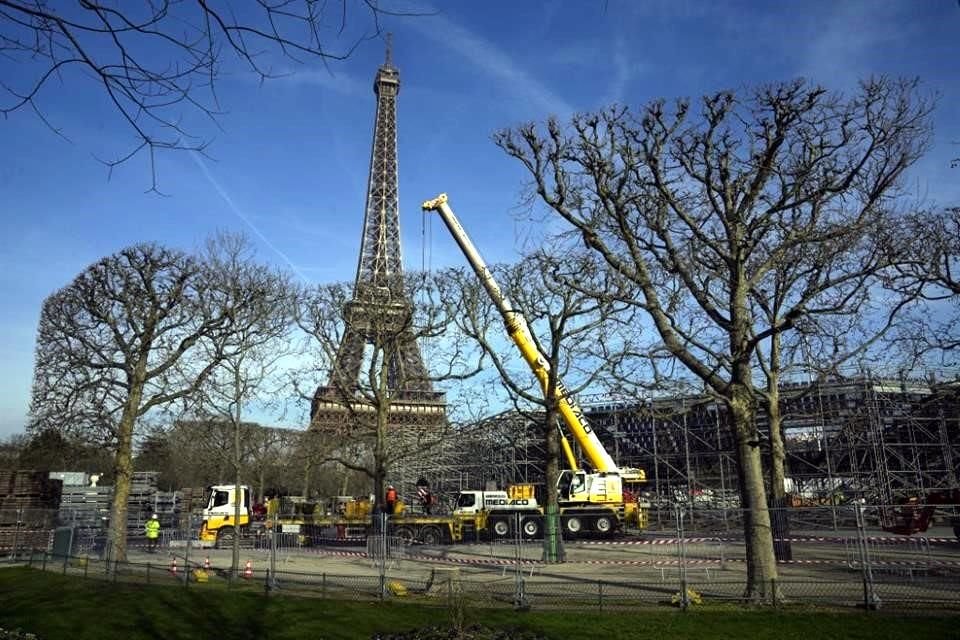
[5,504,960,611]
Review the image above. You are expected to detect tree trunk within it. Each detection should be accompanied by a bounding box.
[106,375,145,564]
[730,386,779,601]
[302,456,312,498]
[258,468,266,503]
[231,364,244,581]
[543,405,562,563]
[764,333,792,561]
[373,353,390,519]
[766,332,788,500]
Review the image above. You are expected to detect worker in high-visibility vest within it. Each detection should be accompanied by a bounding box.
[145,513,161,553]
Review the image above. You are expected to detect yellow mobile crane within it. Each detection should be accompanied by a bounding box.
[422,193,647,537]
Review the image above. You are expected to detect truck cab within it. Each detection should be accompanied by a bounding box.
[558,470,623,504]
[198,484,252,545]
[453,490,510,515]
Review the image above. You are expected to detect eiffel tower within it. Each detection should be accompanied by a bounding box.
[311,37,446,432]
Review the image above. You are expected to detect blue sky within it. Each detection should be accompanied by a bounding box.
[1,1,958,440]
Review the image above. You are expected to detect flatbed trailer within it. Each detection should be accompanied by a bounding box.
[273,503,644,545]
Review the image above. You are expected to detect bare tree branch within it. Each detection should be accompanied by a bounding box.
[1,1,429,190]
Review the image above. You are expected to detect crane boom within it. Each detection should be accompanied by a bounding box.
[422,193,641,479]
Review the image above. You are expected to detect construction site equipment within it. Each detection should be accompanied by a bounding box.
[421,193,648,538]
[192,479,644,546]
[190,190,655,544]
[879,489,960,537]
[196,484,259,547]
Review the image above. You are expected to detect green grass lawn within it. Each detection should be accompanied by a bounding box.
[1,567,956,640]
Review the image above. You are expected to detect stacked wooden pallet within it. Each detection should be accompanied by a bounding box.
[0,470,62,512]
[176,487,207,528]
[0,529,52,550]
[0,470,61,550]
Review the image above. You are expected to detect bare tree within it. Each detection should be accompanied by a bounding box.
[495,77,932,599]
[244,426,296,501]
[163,417,291,491]
[756,199,925,463]
[293,416,361,498]
[0,1,424,188]
[0,434,26,469]
[27,242,252,562]
[190,233,293,575]
[447,249,636,563]
[293,270,482,516]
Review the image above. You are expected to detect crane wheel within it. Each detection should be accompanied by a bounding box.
[490,517,511,538]
[216,527,235,549]
[394,526,415,544]
[563,516,582,537]
[521,517,542,539]
[594,515,614,536]
[420,525,443,546]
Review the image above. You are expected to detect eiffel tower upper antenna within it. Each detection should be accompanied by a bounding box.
[385,32,393,67]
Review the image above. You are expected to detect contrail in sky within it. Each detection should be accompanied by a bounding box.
[189,151,311,283]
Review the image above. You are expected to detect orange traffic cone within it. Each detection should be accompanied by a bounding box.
[243,559,253,580]
[169,558,178,575]
[203,556,210,570]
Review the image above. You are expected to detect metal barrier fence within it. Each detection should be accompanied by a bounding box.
[16,545,960,612]
[5,504,960,612]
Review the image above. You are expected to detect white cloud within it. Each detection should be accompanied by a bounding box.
[235,64,365,96]
[799,1,921,88]
[606,36,642,105]
[276,68,366,95]
[189,152,313,283]
[408,12,574,117]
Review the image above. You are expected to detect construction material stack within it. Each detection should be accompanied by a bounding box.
[57,473,111,529]
[0,470,62,553]
[125,472,178,532]
[177,487,207,531]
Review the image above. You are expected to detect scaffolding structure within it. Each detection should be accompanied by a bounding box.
[586,375,960,506]
[435,375,960,509]
[427,411,546,501]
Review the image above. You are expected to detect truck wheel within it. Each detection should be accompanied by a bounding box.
[216,527,235,549]
[420,525,443,546]
[564,516,582,537]
[490,517,511,538]
[521,517,542,539]
[594,515,614,536]
[394,526,415,544]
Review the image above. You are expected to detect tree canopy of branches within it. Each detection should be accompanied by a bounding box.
[9,427,111,474]
[140,419,301,494]
[27,242,259,562]
[0,1,418,188]
[893,206,960,362]
[495,77,933,598]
